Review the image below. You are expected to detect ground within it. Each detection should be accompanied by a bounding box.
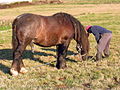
[0,0,62,9]
[0,2,120,89]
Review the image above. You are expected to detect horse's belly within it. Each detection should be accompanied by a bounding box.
[33,36,59,47]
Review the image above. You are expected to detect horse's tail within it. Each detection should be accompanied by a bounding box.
[12,18,18,52]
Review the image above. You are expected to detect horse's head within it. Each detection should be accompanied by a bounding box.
[60,13,90,60]
[81,31,90,60]
[76,29,90,60]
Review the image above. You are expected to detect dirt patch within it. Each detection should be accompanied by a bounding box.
[0,0,63,9]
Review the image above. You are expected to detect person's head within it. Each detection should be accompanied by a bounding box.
[85,25,92,32]
[85,25,92,37]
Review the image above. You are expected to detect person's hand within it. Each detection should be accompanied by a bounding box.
[95,45,98,49]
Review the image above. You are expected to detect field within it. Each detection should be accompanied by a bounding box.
[0,0,120,89]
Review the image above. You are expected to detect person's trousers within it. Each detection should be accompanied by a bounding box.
[97,33,112,56]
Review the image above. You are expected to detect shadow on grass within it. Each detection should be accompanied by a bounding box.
[0,49,55,60]
[41,48,77,56]
[0,48,76,60]
[41,47,78,62]
[0,49,13,60]
[0,48,77,74]
[0,63,10,74]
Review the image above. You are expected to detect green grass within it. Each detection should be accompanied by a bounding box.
[72,0,120,4]
[33,0,120,4]
[0,3,120,90]
[0,25,11,31]
[0,20,12,31]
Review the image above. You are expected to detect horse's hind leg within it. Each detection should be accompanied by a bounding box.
[30,41,34,53]
[10,43,27,76]
[29,41,34,59]
[56,41,70,69]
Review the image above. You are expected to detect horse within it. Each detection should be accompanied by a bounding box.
[10,12,89,76]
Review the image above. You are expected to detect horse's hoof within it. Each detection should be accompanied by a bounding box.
[20,67,28,74]
[10,68,19,76]
[56,64,67,69]
[82,56,87,61]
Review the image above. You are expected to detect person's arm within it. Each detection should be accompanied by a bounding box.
[94,33,101,43]
[91,27,101,43]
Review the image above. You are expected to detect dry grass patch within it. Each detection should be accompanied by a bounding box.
[0,3,120,89]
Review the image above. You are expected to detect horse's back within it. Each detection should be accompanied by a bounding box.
[34,14,74,46]
[12,13,74,47]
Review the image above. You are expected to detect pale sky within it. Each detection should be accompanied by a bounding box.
[0,0,32,4]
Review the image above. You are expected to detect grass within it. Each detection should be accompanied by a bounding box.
[0,20,12,31]
[33,0,120,4]
[0,3,120,90]
[69,0,120,4]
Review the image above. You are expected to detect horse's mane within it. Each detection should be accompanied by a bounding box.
[53,12,86,41]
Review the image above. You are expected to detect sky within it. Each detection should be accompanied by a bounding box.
[0,0,32,4]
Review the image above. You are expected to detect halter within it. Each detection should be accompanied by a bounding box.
[81,53,87,57]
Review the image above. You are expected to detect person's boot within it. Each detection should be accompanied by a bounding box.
[96,52,102,61]
[104,53,109,58]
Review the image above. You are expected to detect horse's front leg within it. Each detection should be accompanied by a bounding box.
[76,43,83,60]
[76,43,81,54]
[56,42,69,69]
[10,44,27,76]
[81,48,88,60]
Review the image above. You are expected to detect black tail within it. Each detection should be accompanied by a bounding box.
[12,18,18,51]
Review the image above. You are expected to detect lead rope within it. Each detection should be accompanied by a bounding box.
[88,44,97,61]
[31,60,56,69]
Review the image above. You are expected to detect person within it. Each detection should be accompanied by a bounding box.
[85,25,112,61]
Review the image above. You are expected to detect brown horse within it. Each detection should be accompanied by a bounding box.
[10,12,89,76]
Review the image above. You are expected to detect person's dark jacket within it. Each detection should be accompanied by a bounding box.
[87,25,112,43]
